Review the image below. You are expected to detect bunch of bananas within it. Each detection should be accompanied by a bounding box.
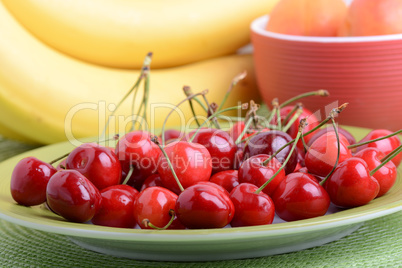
[0,0,279,144]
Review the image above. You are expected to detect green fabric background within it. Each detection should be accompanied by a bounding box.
[0,138,401,268]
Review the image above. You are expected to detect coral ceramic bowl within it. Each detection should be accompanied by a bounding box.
[251,15,402,131]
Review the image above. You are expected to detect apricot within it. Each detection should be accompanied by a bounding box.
[339,0,402,36]
[266,0,348,36]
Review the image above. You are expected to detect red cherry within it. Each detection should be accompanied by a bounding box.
[175,183,234,229]
[10,157,57,206]
[91,184,139,228]
[115,131,160,190]
[238,154,285,197]
[305,131,352,177]
[157,141,212,194]
[209,170,239,193]
[355,129,402,167]
[228,121,268,143]
[307,125,356,148]
[46,170,102,222]
[354,148,397,197]
[243,130,298,174]
[229,183,275,227]
[65,143,121,190]
[56,159,67,171]
[139,174,164,192]
[133,186,184,230]
[190,128,237,174]
[272,172,330,221]
[324,157,380,208]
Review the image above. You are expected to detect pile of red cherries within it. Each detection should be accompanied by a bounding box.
[9,94,402,230]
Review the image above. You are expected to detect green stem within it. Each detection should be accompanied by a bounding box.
[48,152,70,165]
[279,89,329,108]
[143,209,176,230]
[161,90,208,146]
[217,70,247,111]
[371,145,402,176]
[188,104,247,143]
[152,137,184,192]
[255,128,303,194]
[320,118,341,186]
[281,106,303,133]
[347,129,402,149]
[202,95,221,129]
[122,166,135,185]
[235,116,254,145]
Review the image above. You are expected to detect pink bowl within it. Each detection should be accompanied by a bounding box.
[251,15,402,131]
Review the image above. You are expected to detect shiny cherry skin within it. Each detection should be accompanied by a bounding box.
[354,148,397,197]
[46,170,102,222]
[10,157,57,206]
[238,154,285,197]
[65,143,121,191]
[190,128,237,174]
[307,125,356,148]
[278,106,320,151]
[305,131,352,177]
[355,129,401,167]
[115,131,160,190]
[233,148,244,170]
[157,141,212,194]
[324,157,380,208]
[272,172,330,221]
[209,170,239,193]
[91,184,139,228]
[175,183,234,229]
[56,159,67,171]
[229,183,275,227]
[243,130,298,174]
[139,174,164,191]
[134,186,184,229]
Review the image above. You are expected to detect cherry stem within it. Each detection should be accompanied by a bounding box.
[151,136,184,192]
[202,94,221,129]
[188,104,248,143]
[255,120,305,194]
[161,90,208,146]
[274,100,282,130]
[102,52,152,137]
[183,86,208,113]
[281,105,303,133]
[320,118,341,186]
[142,209,176,230]
[48,152,70,165]
[217,70,247,112]
[347,129,402,149]
[380,144,402,163]
[279,89,329,108]
[234,100,259,145]
[183,86,201,127]
[371,145,402,176]
[122,166,135,185]
[283,103,302,124]
[261,103,348,166]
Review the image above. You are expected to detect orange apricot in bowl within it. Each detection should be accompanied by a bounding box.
[339,0,402,36]
[265,0,348,36]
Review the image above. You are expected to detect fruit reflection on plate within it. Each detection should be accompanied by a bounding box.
[0,126,401,261]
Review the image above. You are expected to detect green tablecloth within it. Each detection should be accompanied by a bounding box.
[0,138,401,267]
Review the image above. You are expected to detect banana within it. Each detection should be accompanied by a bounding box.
[2,0,279,69]
[0,1,260,145]
[0,121,38,144]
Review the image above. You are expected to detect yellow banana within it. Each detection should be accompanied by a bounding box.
[0,1,260,145]
[2,0,279,69]
[0,121,38,144]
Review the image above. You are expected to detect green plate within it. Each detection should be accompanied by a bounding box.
[0,126,400,261]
